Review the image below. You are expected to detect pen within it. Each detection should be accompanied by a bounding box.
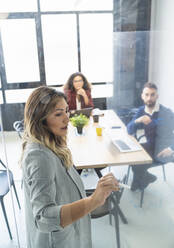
[111,126,121,129]
[119,183,131,189]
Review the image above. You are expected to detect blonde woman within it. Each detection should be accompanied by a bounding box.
[21,86,118,248]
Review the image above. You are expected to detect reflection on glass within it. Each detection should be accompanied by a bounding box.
[0,91,3,104]
[42,15,78,85]
[5,89,34,103]
[40,0,113,11]
[0,0,37,12]
[0,77,3,104]
[92,84,113,98]
[0,19,40,83]
[0,105,21,246]
[79,14,113,83]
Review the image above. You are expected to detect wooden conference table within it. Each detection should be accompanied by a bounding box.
[67,109,152,170]
[67,109,152,248]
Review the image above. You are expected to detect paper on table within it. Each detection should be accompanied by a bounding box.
[92,108,104,116]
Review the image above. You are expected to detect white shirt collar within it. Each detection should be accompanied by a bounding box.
[76,97,81,110]
[144,102,160,115]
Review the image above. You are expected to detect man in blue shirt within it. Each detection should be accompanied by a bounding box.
[127,82,174,191]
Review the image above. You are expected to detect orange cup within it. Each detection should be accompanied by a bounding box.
[96,126,102,136]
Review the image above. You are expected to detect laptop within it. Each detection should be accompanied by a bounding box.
[69,107,93,118]
[111,136,142,153]
[106,129,142,153]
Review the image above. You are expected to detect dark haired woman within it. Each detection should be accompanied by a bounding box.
[64,72,94,110]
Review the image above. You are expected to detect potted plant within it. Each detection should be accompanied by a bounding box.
[70,113,89,134]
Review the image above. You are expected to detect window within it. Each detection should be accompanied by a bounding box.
[0,0,113,102]
[0,0,37,12]
[1,19,40,83]
[42,14,78,85]
[80,13,113,82]
[5,89,34,103]
[40,0,113,11]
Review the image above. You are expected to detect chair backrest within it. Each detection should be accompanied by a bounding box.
[0,170,13,197]
[0,158,21,240]
[13,120,24,139]
[86,189,113,218]
[135,132,146,143]
[0,159,7,169]
[116,107,138,126]
[0,159,13,195]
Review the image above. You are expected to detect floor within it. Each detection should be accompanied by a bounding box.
[1,132,174,248]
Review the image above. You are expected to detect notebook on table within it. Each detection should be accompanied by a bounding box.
[69,107,93,118]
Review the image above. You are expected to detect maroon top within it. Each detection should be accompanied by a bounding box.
[64,89,94,110]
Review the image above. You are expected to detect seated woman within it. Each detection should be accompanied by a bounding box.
[64,72,94,110]
[64,72,101,175]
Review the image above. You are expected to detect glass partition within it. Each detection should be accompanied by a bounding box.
[0,105,23,247]
[107,31,149,110]
[0,0,174,247]
[0,77,3,104]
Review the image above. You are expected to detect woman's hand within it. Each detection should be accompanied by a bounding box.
[77,88,86,97]
[77,88,89,105]
[90,173,119,208]
[60,172,119,227]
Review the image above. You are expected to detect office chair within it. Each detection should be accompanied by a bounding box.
[116,107,138,126]
[13,120,24,139]
[86,190,121,248]
[86,175,128,248]
[126,133,166,208]
[0,159,21,239]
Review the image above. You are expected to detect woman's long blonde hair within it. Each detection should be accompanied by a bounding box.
[21,86,73,168]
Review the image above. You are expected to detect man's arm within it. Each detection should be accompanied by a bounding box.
[127,107,144,135]
[168,108,174,150]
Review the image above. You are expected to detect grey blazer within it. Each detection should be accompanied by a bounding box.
[22,142,92,248]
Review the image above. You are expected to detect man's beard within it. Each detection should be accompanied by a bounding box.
[145,101,156,108]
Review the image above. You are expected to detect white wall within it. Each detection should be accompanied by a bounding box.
[149,0,174,111]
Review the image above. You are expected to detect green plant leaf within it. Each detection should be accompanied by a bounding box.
[70,113,89,127]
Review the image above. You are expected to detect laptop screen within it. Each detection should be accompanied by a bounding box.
[69,107,93,118]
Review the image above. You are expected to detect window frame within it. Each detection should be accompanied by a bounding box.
[0,0,114,104]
